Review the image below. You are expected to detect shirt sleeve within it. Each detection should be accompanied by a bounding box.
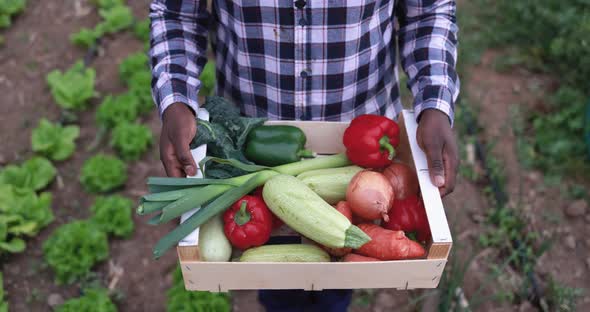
[150,0,210,117]
[397,0,460,126]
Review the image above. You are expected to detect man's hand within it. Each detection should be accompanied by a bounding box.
[160,103,198,177]
[416,109,459,197]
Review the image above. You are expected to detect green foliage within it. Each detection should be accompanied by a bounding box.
[46,61,96,111]
[31,118,80,161]
[90,195,134,238]
[167,267,231,312]
[95,4,133,35]
[0,157,56,191]
[43,220,109,285]
[70,28,100,48]
[94,0,124,10]
[0,184,53,254]
[80,154,127,193]
[0,0,26,29]
[96,93,139,128]
[119,52,153,114]
[110,122,152,160]
[133,18,150,43]
[119,52,149,83]
[57,288,117,312]
[0,272,7,312]
[544,278,584,312]
[199,62,215,97]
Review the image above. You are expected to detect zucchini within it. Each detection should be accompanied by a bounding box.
[198,214,232,262]
[296,165,363,204]
[262,175,370,249]
[239,244,330,262]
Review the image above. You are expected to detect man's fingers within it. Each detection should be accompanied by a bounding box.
[170,135,197,177]
[423,141,445,188]
[440,149,457,196]
[160,133,185,177]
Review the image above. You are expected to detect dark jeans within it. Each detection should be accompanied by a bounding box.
[258,289,352,312]
[257,236,352,312]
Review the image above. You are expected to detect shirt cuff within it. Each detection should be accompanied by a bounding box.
[155,78,200,118]
[413,85,455,127]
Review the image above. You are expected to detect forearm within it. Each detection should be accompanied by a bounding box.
[397,0,460,126]
[150,0,210,117]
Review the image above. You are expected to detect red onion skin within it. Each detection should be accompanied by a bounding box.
[383,163,419,200]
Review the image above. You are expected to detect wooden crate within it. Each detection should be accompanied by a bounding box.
[177,110,452,291]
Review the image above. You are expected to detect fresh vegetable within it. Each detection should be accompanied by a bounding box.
[31,118,80,161]
[223,195,273,250]
[43,220,109,284]
[297,166,363,204]
[70,28,100,48]
[90,195,134,238]
[355,223,425,260]
[244,125,315,166]
[0,0,25,29]
[56,288,117,312]
[322,201,353,257]
[94,4,133,35]
[110,122,153,160]
[96,93,139,129]
[119,51,148,82]
[383,196,431,242]
[0,184,53,254]
[342,254,379,262]
[190,97,266,178]
[46,61,96,111]
[346,170,394,222]
[239,244,330,262]
[80,154,127,193]
[133,18,150,43]
[198,214,232,262]
[167,266,231,312]
[0,156,56,191]
[126,71,153,114]
[343,114,400,168]
[263,174,370,249]
[199,61,216,96]
[146,153,352,259]
[383,162,419,200]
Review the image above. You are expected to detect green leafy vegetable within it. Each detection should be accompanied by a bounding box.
[110,122,153,160]
[0,0,26,29]
[43,220,109,285]
[94,0,124,10]
[90,195,134,238]
[133,18,150,43]
[96,93,139,128]
[166,266,231,312]
[31,118,80,161]
[95,4,133,35]
[70,27,100,48]
[199,62,215,97]
[57,288,117,312]
[46,61,96,111]
[119,52,149,83]
[80,154,127,193]
[0,157,56,191]
[190,96,266,178]
[127,71,153,114]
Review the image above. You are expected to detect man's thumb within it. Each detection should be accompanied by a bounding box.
[424,144,445,188]
[173,140,197,177]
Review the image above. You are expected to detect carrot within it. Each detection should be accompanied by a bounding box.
[322,202,353,256]
[342,254,379,262]
[355,223,425,260]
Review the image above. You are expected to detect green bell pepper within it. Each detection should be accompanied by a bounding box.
[244,125,315,166]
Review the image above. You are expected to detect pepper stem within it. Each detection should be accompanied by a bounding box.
[379,136,396,160]
[234,201,251,226]
[297,149,316,159]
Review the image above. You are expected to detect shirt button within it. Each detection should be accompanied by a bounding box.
[300,70,310,78]
[298,17,307,26]
[295,0,306,9]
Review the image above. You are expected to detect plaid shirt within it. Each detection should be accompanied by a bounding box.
[150,0,459,123]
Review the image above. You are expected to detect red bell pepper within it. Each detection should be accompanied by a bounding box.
[342,114,400,168]
[223,195,273,250]
[383,195,431,242]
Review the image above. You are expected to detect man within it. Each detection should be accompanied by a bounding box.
[150,0,459,310]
